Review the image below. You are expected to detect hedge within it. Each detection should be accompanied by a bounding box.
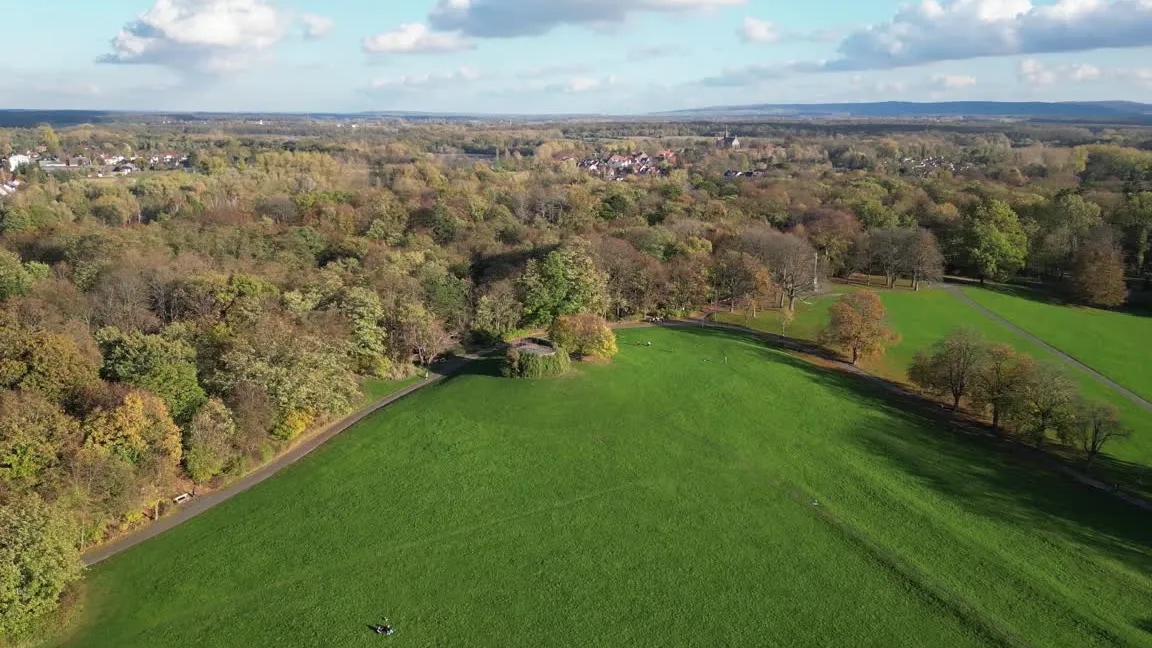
[503,347,571,379]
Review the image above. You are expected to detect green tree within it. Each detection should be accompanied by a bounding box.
[0,497,82,639]
[96,327,207,425]
[0,391,81,488]
[37,125,61,156]
[970,344,1035,432]
[184,398,238,484]
[520,244,609,326]
[337,287,390,377]
[0,250,34,301]
[962,199,1028,283]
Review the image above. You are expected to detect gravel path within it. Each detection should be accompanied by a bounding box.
[82,352,486,567]
[944,286,1152,413]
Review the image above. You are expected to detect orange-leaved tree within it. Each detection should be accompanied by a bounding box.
[820,291,898,365]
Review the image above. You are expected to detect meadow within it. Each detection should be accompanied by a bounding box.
[961,285,1152,404]
[716,285,1152,468]
[52,328,1152,647]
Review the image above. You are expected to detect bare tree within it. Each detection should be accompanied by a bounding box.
[744,228,817,311]
[903,228,945,291]
[867,228,906,289]
[1063,399,1131,470]
[908,328,987,410]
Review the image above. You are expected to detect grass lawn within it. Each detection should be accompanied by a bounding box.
[52,328,1152,648]
[716,285,1152,469]
[961,285,1152,404]
[359,376,423,406]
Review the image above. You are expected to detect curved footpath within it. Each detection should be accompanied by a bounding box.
[82,352,485,567]
[945,285,1152,413]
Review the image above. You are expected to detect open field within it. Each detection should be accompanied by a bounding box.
[961,285,1152,404]
[360,376,423,405]
[714,286,1152,468]
[52,328,1152,648]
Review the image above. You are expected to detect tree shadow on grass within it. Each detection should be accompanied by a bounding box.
[667,325,1152,576]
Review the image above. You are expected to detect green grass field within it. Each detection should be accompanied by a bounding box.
[961,285,1152,404]
[717,286,1152,469]
[53,328,1152,647]
[359,376,423,405]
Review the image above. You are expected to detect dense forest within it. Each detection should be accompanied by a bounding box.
[2,117,1152,639]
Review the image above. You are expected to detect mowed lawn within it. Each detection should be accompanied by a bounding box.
[54,328,1152,648]
[961,285,1152,404]
[717,286,1152,467]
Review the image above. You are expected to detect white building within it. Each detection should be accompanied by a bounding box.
[7,154,32,172]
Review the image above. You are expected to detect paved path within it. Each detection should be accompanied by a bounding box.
[945,285,1152,413]
[82,352,488,567]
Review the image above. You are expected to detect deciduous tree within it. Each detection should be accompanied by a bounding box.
[520,243,609,325]
[1070,227,1128,307]
[549,314,618,359]
[0,496,82,639]
[970,344,1035,432]
[820,291,897,365]
[908,328,987,409]
[1062,399,1130,470]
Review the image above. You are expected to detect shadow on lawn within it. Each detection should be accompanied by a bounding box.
[956,276,1152,317]
[669,325,1152,576]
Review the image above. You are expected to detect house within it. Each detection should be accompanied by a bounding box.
[6,154,32,172]
[114,163,139,175]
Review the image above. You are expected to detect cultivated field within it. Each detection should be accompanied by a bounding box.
[53,328,1152,648]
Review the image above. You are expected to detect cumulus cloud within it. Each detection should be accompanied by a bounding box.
[550,76,620,93]
[740,17,779,43]
[362,23,473,54]
[300,14,334,39]
[370,67,481,90]
[99,0,288,75]
[426,0,745,38]
[828,0,1152,72]
[931,74,978,89]
[1017,59,1105,86]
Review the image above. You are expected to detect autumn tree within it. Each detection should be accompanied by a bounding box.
[908,328,987,409]
[1062,400,1131,470]
[970,344,1035,432]
[183,398,238,484]
[820,291,898,365]
[0,496,82,639]
[1070,227,1128,307]
[549,314,619,359]
[473,280,523,342]
[0,391,80,490]
[81,391,183,469]
[865,228,906,288]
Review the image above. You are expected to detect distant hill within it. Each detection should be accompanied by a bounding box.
[659,101,1152,122]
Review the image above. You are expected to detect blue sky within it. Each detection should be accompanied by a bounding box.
[3,0,1152,113]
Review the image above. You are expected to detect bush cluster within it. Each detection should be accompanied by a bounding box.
[503,346,571,379]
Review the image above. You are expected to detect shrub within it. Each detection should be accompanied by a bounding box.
[503,347,571,379]
[549,314,618,360]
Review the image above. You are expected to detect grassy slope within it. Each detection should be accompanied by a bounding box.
[55,328,1152,648]
[717,287,1152,467]
[359,376,423,405]
[961,286,1152,403]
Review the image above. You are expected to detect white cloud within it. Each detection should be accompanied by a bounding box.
[931,74,978,89]
[740,17,779,43]
[362,23,473,54]
[99,0,288,75]
[300,14,334,39]
[829,0,1152,72]
[554,76,620,93]
[1018,59,1106,86]
[427,0,745,38]
[370,67,481,90]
